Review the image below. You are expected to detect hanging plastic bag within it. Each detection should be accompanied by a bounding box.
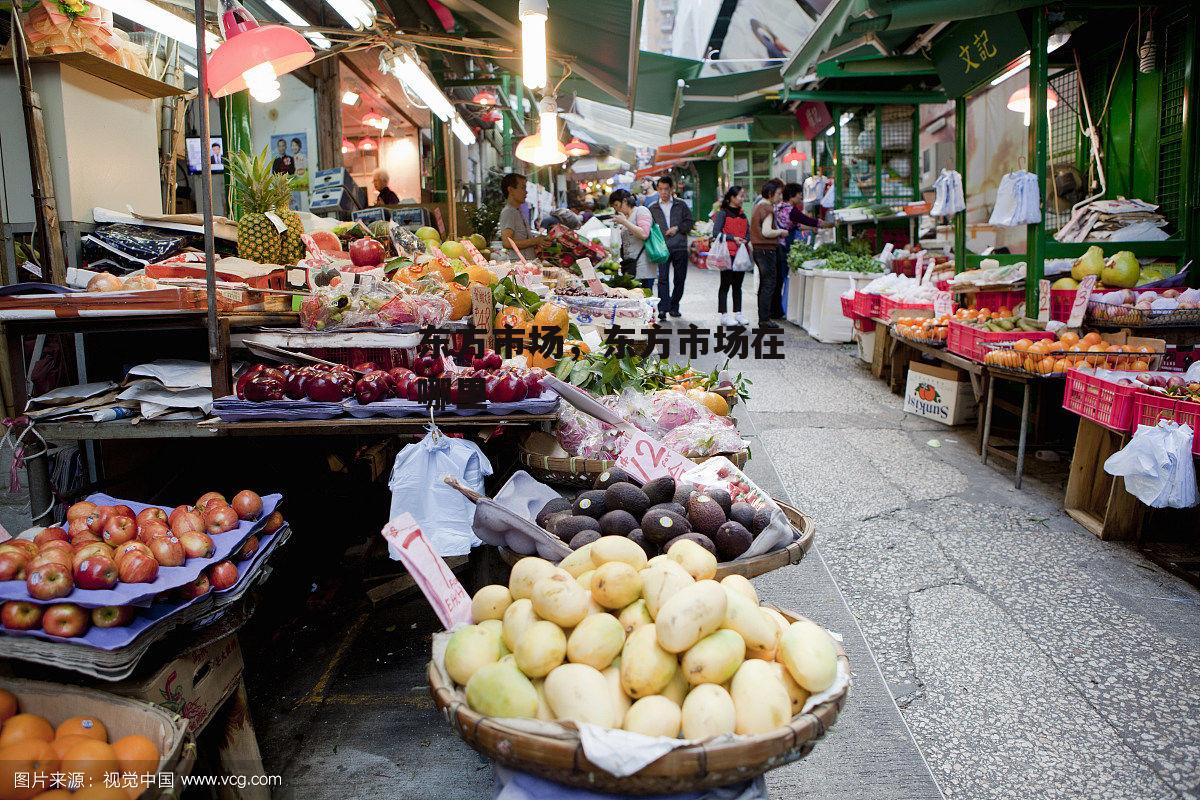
[1104,421,1198,508]
[705,234,731,270]
[388,428,493,556]
[731,242,754,272]
[645,224,671,263]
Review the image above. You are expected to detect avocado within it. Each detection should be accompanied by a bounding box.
[647,502,686,519]
[702,487,732,517]
[712,521,753,561]
[686,494,727,537]
[643,476,676,506]
[672,482,697,506]
[750,506,774,535]
[604,483,651,518]
[594,467,635,489]
[573,490,608,519]
[641,509,691,545]
[728,502,756,530]
[535,497,572,528]
[664,532,716,557]
[598,509,639,537]
[627,529,655,558]
[556,514,600,543]
[569,529,602,550]
[540,510,572,536]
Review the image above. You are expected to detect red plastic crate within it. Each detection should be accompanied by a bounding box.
[890,254,950,278]
[947,319,1057,363]
[840,294,856,320]
[1061,369,1142,433]
[1180,399,1200,456]
[1132,394,1199,454]
[971,290,1025,313]
[852,291,880,319]
[1050,288,1078,322]
[855,318,877,333]
[878,296,956,317]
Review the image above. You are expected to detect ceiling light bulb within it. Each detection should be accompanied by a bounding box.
[451,115,475,145]
[91,0,219,50]
[242,61,281,102]
[519,0,548,91]
[342,90,359,105]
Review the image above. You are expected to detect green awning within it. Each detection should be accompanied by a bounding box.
[562,52,702,115]
[779,0,869,85]
[438,0,640,107]
[670,67,783,134]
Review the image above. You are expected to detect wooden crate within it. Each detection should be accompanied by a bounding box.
[1064,418,1144,540]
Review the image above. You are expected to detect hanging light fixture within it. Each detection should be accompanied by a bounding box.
[519,0,548,91]
[564,137,589,157]
[535,96,565,164]
[341,90,359,105]
[341,137,356,154]
[361,110,385,128]
[480,109,502,125]
[91,0,219,50]
[324,0,374,29]
[1007,84,1060,126]
[472,90,499,107]
[358,138,377,152]
[783,145,806,166]
[382,48,455,122]
[206,0,314,103]
[451,114,476,145]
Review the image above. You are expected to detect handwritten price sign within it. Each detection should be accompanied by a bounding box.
[934,291,953,317]
[462,240,490,269]
[382,513,472,630]
[615,431,693,483]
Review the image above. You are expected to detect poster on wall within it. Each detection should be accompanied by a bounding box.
[270,132,309,211]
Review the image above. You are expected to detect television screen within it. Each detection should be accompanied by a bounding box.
[186,137,225,174]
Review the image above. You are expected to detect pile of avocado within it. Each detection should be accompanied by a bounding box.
[975,316,1046,333]
[534,469,774,563]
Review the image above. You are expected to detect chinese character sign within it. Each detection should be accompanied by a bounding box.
[931,13,1028,97]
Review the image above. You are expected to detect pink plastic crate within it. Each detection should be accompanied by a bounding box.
[878,296,956,317]
[1061,369,1141,433]
[947,319,1056,363]
[840,295,856,320]
[852,291,880,319]
[1132,394,1199,456]
[1050,288,1078,322]
[971,290,1025,312]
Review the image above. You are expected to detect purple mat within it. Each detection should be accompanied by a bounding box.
[344,388,560,418]
[0,492,282,607]
[212,396,345,421]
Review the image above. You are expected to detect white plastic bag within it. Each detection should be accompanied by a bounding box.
[1104,421,1198,508]
[705,234,731,270]
[388,429,493,556]
[731,242,754,272]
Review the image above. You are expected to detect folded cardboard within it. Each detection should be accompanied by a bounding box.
[904,361,978,426]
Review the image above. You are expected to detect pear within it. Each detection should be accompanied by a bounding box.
[1071,245,1105,282]
[1050,276,1079,290]
[1100,251,1141,289]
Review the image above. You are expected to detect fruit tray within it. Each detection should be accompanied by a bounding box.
[891,329,947,348]
[344,389,560,418]
[947,319,1055,362]
[1133,394,1200,456]
[212,396,346,422]
[1086,301,1200,328]
[1062,369,1147,433]
[0,492,282,607]
[427,607,849,795]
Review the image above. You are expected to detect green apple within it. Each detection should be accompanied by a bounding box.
[415,226,440,241]
[440,240,466,259]
[469,233,487,250]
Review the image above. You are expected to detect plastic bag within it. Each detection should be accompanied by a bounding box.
[645,224,670,264]
[389,430,493,556]
[731,243,754,273]
[1104,421,1198,508]
[705,235,731,270]
[82,224,199,273]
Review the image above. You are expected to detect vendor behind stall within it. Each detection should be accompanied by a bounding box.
[498,173,548,259]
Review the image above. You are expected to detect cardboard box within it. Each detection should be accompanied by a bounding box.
[904,361,978,425]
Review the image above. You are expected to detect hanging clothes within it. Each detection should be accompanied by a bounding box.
[930,169,965,217]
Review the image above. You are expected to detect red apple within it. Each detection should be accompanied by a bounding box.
[138,521,171,543]
[135,507,168,529]
[113,541,152,565]
[261,512,285,535]
[349,236,385,267]
[0,553,27,581]
[1,601,42,630]
[33,527,69,547]
[171,511,204,537]
[178,531,215,559]
[67,518,98,541]
[70,531,102,548]
[208,560,239,591]
[195,492,227,515]
[91,605,135,628]
[230,490,263,521]
[178,574,211,600]
[42,603,89,637]
[101,515,137,546]
[147,536,185,567]
[73,556,118,590]
[203,505,239,535]
[117,553,158,584]
[0,544,27,562]
[29,550,72,571]
[38,540,73,559]
[4,541,37,560]
[99,505,134,525]
[73,543,114,568]
[66,501,98,524]
[168,505,194,527]
[26,565,73,600]
[235,535,259,561]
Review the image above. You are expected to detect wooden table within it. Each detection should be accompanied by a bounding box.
[980,368,1067,489]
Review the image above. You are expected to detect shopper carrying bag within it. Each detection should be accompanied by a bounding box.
[712,186,751,326]
[608,189,656,289]
[647,175,695,319]
[750,180,788,323]
[705,234,732,270]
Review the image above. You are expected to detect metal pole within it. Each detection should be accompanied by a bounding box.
[500,73,513,171]
[1026,7,1048,313]
[954,96,967,272]
[832,104,843,244]
[193,0,219,375]
[444,122,458,239]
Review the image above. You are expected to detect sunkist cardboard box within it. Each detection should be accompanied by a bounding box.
[904,361,978,425]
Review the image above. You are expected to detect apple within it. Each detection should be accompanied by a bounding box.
[73,556,118,590]
[168,505,194,527]
[138,521,171,543]
[0,541,36,560]
[209,560,239,591]
[0,553,27,581]
[29,550,72,571]
[147,536,185,567]
[285,366,319,400]
[117,553,159,583]
[136,507,168,529]
[113,541,153,565]
[412,352,445,378]
[179,531,215,559]
[68,530,101,548]
[26,565,73,600]
[66,501,98,524]
[349,237,386,267]
[39,540,74,558]
[178,574,211,600]
[73,543,114,566]
[204,505,239,535]
[91,605,135,628]
[261,511,285,534]
[68,517,98,540]
[195,492,227,515]
[235,535,259,561]
[1,601,42,630]
[231,490,263,521]
[171,511,204,536]
[523,368,546,397]
[305,372,354,402]
[82,510,105,535]
[33,527,69,547]
[354,372,391,404]
[471,350,503,371]
[243,374,285,401]
[405,377,427,402]
[102,515,137,546]
[100,505,135,525]
[42,603,89,637]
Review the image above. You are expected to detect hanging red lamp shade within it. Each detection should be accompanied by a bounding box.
[341,137,356,154]
[361,110,389,129]
[472,90,499,107]
[480,109,502,125]
[358,138,377,152]
[783,145,807,166]
[564,137,590,157]
[206,0,314,102]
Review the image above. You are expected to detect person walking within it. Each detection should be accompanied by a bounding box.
[711,186,750,327]
[750,179,787,323]
[647,176,694,320]
[608,189,656,291]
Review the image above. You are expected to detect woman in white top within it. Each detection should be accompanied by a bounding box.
[609,189,656,289]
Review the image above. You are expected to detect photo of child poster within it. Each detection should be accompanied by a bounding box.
[270,132,309,210]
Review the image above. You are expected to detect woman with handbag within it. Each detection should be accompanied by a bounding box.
[710,186,751,326]
[750,179,787,323]
[608,189,655,290]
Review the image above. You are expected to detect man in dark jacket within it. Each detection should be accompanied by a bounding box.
[647,176,694,319]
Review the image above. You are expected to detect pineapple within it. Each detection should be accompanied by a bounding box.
[227,148,301,265]
[272,171,305,265]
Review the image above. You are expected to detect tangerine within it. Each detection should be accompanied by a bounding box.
[0,692,16,725]
[54,717,107,743]
[0,740,58,800]
[111,735,159,776]
[59,740,117,791]
[1059,331,1080,347]
[0,716,53,748]
[1081,331,1102,346]
[49,735,93,761]
[1013,339,1033,353]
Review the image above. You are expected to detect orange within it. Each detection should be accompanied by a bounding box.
[443,282,473,320]
[49,735,93,761]
[31,792,72,800]
[0,716,53,749]
[1013,339,1032,353]
[533,302,569,337]
[59,740,117,791]
[496,305,530,329]
[0,740,59,800]
[1081,331,1102,346]
[1131,358,1150,371]
[54,717,107,743]
[111,736,158,775]
[72,788,128,800]
[0,693,16,725]
[1059,331,1080,347]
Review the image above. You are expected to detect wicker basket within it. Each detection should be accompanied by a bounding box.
[499,499,814,581]
[519,431,749,488]
[428,607,849,795]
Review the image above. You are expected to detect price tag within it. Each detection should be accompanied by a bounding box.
[576,257,604,296]
[934,291,953,317]
[462,240,490,268]
[263,211,288,234]
[382,513,472,630]
[1037,279,1051,323]
[427,243,454,271]
[615,430,693,483]
[914,253,925,284]
[432,207,446,236]
[20,261,41,279]
[1067,274,1096,328]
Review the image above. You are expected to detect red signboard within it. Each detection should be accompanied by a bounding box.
[795,102,833,140]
